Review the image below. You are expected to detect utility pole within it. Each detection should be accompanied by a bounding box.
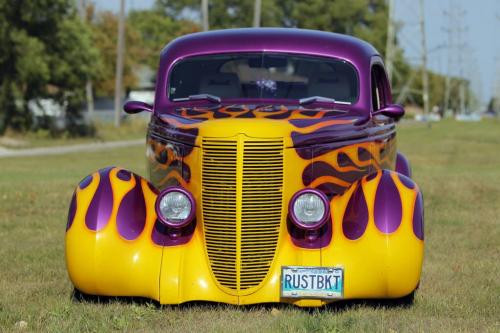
[419,0,429,118]
[114,0,125,128]
[443,3,467,116]
[495,14,500,114]
[385,0,395,84]
[494,58,500,113]
[78,0,94,123]
[389,0,427,107]
[201,0,209,31]
[253,0,262,28]
[443,21,452,116]
[457,17,466,115]
[466,54,481,112]
[458,76,466,114]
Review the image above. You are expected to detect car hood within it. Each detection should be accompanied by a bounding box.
[151,104,376,148]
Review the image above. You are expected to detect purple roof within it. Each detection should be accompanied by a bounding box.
[160,28,379,62]
[154,28,382,112]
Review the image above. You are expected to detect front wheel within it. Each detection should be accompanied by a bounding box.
[388,290,415,307]
[71,288,95,302]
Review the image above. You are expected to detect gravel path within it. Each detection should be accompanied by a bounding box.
[0,139,143,158]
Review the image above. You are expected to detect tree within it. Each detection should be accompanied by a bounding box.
[486,97,497,114]
[90,11,143,97]
[153,0,424,109]
[155,0,285,29]
[128,9,200,70]
[0,0,99,134]
[155,0,388,52]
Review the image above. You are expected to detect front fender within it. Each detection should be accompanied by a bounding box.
[65,167,163,300]
[396,151,412,178]
[322,169,424,299]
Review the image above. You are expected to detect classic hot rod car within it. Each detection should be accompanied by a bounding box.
[66,28,424,307]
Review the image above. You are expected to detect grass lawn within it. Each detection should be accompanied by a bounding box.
[0,119,498,332]
[0,117,148,149]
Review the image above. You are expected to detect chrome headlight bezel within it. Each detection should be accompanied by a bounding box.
[155,187,195,228]
[289,189,330,230]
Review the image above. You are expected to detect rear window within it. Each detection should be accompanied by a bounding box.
[168,53,359,104]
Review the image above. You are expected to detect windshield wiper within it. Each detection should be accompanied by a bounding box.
[173,94,221,103]
[299,96,351,106]
[299,96,336,105]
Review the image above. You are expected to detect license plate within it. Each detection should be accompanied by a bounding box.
[281,266,343,299]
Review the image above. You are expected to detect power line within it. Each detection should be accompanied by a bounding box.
[442,2,467,115]
[391,0,429,111]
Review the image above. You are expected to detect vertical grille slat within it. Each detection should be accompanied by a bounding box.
[202,137,284,291]
[240,140,283,290]
[202,139,238,290]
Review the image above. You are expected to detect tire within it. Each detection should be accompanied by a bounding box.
[390,290,415,307]
[71,288,98,303]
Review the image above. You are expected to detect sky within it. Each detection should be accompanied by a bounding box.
[94,0,500,106]
[394,0,500,106]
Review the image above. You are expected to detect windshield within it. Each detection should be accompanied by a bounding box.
[168,53,359,104]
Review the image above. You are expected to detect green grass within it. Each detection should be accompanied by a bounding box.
[0,119,499,332]
[0,117,148,149]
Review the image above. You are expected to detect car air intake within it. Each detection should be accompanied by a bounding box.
[202,137,284,292]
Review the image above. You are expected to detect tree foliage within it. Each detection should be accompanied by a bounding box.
[128,10,200,70]
[1,0,477,136]
[0,0,99,134]
[88,8,200,97]
[290,0,387,53]
[155,0,387,53]
[152,0,480,113]
[90,11,144,97]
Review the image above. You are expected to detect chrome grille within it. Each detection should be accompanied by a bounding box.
[202,139,238,290]
[240,140,283,289]
[202,137,284,291]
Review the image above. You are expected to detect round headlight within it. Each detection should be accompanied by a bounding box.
[289,189,329,229]
[155,187,195,228]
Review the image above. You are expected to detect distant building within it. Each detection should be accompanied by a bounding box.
[83,65,156,122]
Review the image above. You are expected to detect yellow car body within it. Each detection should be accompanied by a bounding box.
[66,29,424,307]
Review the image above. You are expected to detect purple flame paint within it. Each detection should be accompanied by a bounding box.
[396,152,412,178]
[413,192,424,240]
[85,167,114,232]
[374,171,402,234]
[79,175,93,189]
[116,175,147,240]
[342,183,369,240]
[66,191,77,231]
[117,169,132,181]
[302,160,369,196]
[398,173,415,190]
[365,172,378,181]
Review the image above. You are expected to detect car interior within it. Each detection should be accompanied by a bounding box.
[169,53,358,103]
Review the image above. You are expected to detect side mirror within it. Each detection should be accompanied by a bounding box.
[374,104,405,120]
[123,101,153,114]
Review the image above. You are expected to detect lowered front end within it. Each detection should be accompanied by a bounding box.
[66,114,424,307]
